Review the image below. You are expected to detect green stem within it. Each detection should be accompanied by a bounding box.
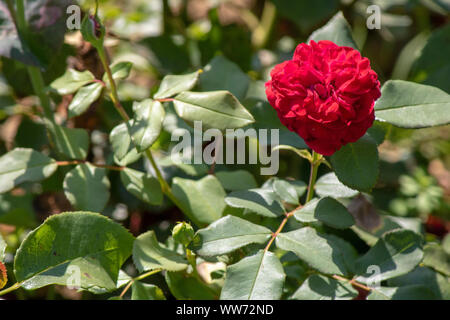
[97,46,130,121]
[119,269,162,298]
[0,282,22,297]
[27,67,55,121]
[305,151,320,203]
[252,1,277,49]
[15,0,26,32]
[96,44,185,213]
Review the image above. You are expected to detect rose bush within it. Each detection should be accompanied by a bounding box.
[0,0,449,302]
[266,40,381,156]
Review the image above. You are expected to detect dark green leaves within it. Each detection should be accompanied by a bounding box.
[374,80,450,128]
[355,230,424,283]
[273,0,339,32]
[132,231,188,272]
[0,148,57,193]
[130,100,165,152]
[290,275,357,300]
[120,168,163,206]
[314,197,355,229]
[172,175,226,226]
[173,91,255,130]
[199,56,250,100]
[276,227,352,276]
[14,212,134,292]
[154,71,201,99]
[331,134,379,192]
[308,12,358,49]
[193,215,272,256]
[221,250,285,300]
[63,164,111,212]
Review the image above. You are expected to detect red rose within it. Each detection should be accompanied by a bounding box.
[265,40,381,156]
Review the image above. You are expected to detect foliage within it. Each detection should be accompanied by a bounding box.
[0,0,448,301]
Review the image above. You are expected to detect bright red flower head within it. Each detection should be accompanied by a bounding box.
[265,40,381,156]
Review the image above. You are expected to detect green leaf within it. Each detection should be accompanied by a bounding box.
[307,12,358,49]
[120,168,163,206]
[215,170,258,191]
[388,266,450,300]
[374,80,450,128]
[314,197,355,229]
[165,271,218,300]
[173,91,255,131]
[0,193,38,228]
[172,175,226,227]
[411,24,450,93]
[367,285,436,300]
[276,227,350,276]
[50,69,96,95]
[315,173,359,198]
[225,188,285,218]
[103,62,133,84]
[273,0,339,32]
[47,122,90,160]
[130,100,165,152]
[199,56,250,100]
[192,215,272,256]
[273,179,307,205]
[422,243,450,276]
[0,148,57,193]
[110,121,141,164]
[293,198,320,223]
[355,229,424,283]
[132,231,188,273]
[290,274,358,300]
[154,70,201,99]
[330,134,379,192]
[131,282,166,300]
[14,211,134,292]
[67,82,103,118]
[221,250,285,300]
[63,164,110,212]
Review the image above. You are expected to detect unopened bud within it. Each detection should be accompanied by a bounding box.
[81,14,105,48]
[172,222,195,247]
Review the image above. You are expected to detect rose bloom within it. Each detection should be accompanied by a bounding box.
[265,40,381,156]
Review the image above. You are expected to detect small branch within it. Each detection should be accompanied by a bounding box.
[97,46,130,122]
[155,98,174,103]
[264,151,322,252]
[264,208,297,252]
[332,275,372,292]
[0,282,22,297]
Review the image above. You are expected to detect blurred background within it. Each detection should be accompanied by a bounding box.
[0,0,449,299]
